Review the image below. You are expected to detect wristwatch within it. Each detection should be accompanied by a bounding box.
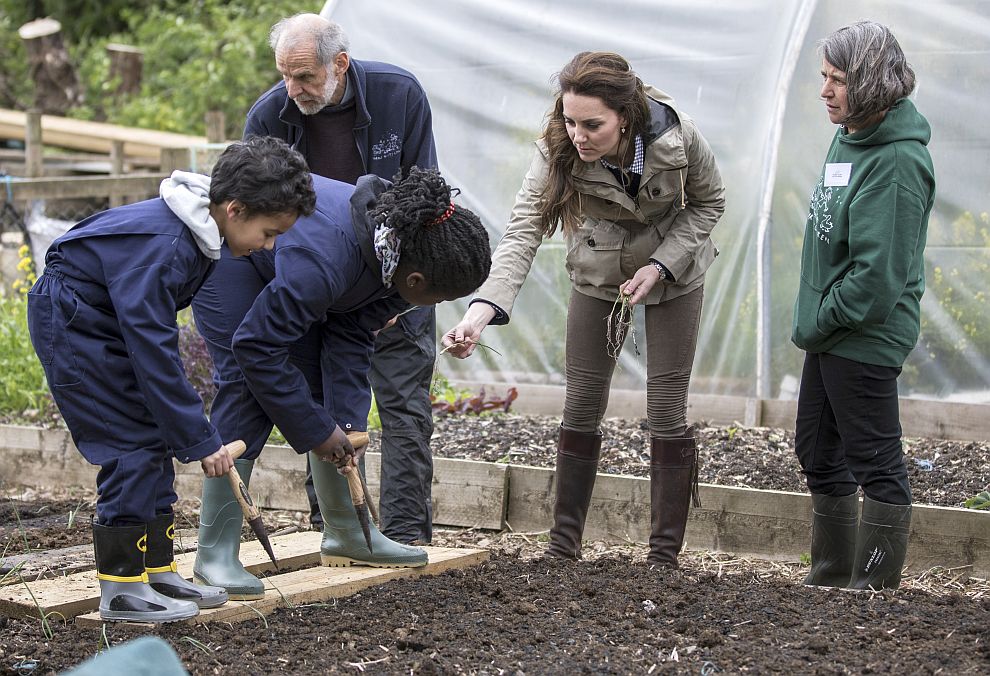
[649,258,667,281]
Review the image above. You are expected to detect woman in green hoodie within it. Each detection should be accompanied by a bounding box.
[792,21,935,591]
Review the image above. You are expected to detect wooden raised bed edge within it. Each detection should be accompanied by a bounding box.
[1,424,987,577]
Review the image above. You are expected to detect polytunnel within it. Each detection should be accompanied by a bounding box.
[324,0,990,403]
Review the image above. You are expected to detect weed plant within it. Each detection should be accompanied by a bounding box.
[0,246,49,417]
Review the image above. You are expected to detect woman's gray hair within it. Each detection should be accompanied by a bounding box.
[819,21,916,129]
[269,13,350,66]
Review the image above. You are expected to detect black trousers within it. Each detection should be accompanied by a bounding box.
[794,352,911,505]
[307,306,436,543]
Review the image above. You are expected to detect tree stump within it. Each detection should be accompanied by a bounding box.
[106,43,143,97]
[18,17,82,115]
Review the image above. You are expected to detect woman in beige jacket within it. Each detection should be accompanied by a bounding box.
[443,51,724,567]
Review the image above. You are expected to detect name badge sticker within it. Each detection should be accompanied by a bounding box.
[824,163,852,187]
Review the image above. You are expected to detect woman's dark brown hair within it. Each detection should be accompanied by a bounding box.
[538,51,650,236]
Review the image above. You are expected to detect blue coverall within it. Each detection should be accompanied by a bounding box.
[26,199,222,525]
[191,175,408,463]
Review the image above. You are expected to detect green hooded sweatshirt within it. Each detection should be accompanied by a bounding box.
[791,98,936,367]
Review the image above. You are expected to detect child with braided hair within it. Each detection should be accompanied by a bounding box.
[191,167,490,593]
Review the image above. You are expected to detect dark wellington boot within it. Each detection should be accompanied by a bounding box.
[546,427,602,560]
[803,493,859,587]
[647,428,701,569]
[145,513,228,608]
[93,521,199,623]
[848,496,912,590]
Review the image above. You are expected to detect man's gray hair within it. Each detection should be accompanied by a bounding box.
[819,21,915,130]
[269,13,350,66]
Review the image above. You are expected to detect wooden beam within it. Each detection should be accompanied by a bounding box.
[0,174,166,203]
[0,531,322,620]
[174,447,511,530]
[24,111,43,178]
[0,108,206,160]
[503,464,990,575]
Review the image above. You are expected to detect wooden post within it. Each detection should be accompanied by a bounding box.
[109,140,125,207]
[25,110,43,178]
[106,43,143,96]
[205,111,226,143]
[18,18,82,115]
[159,147,190,174]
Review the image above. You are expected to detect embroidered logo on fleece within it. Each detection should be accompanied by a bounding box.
[372,131,402,161]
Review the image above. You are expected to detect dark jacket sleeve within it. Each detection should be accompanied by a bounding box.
[107,262,222,463]
[231,243,369,453]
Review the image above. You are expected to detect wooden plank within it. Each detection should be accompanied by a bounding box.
[1,174,165,203]
[0,531,321,620]
[761,398,798,430]
[0,108,206,159]
[73,546,488,627]
[504,464,990,575]
[0,529,198,585]
[365,455,508,530]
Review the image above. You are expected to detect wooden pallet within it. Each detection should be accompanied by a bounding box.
[76,546,487,627]
[0,531,487,626]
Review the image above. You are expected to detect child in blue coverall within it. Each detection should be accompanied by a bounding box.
[190,167,492,598]
[26,136,315,623]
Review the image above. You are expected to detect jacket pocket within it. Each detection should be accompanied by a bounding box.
[566,218,627,289]
[639,170,682,221]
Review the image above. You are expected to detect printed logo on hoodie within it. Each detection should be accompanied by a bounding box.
[806,178,845,245]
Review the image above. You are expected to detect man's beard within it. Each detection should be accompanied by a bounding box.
[294,74,338,115]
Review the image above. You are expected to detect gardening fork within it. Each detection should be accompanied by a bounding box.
[344,431,378,552]
[225,440,279,570]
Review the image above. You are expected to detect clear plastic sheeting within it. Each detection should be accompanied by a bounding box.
[323,0,990,403]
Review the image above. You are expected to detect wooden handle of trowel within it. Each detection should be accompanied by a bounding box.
[344,432,370,506]
[223,440,260,521]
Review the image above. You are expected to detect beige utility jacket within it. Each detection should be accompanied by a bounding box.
[476,86,725,319]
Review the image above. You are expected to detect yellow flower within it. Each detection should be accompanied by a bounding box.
[18,244,30,258]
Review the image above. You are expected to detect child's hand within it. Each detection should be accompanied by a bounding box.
[200,445,234,477]
[312,426,355,472]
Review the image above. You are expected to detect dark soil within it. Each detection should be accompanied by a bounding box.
[2,552,988,675]
[2,414,989,674]
[427,414,990,508]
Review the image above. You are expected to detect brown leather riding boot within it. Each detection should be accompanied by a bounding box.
[647,429,701,568]
[546,427,602,559]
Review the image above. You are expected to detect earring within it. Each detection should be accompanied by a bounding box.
[407,280,415,288]
[621,126,626,134]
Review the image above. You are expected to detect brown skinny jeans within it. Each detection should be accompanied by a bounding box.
[563,286,704,438]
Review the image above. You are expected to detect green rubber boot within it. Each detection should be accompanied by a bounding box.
[193,458,265,600]
[309,452,428,568]
[803,493,859,588]
[847,496,912,590]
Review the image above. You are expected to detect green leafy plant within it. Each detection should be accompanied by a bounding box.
[0,246,50,418]
[963,490,990,510]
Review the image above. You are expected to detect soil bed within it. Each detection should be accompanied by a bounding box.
[427,414,990,508]
[1,519,988,675]
[2,414,989,674]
